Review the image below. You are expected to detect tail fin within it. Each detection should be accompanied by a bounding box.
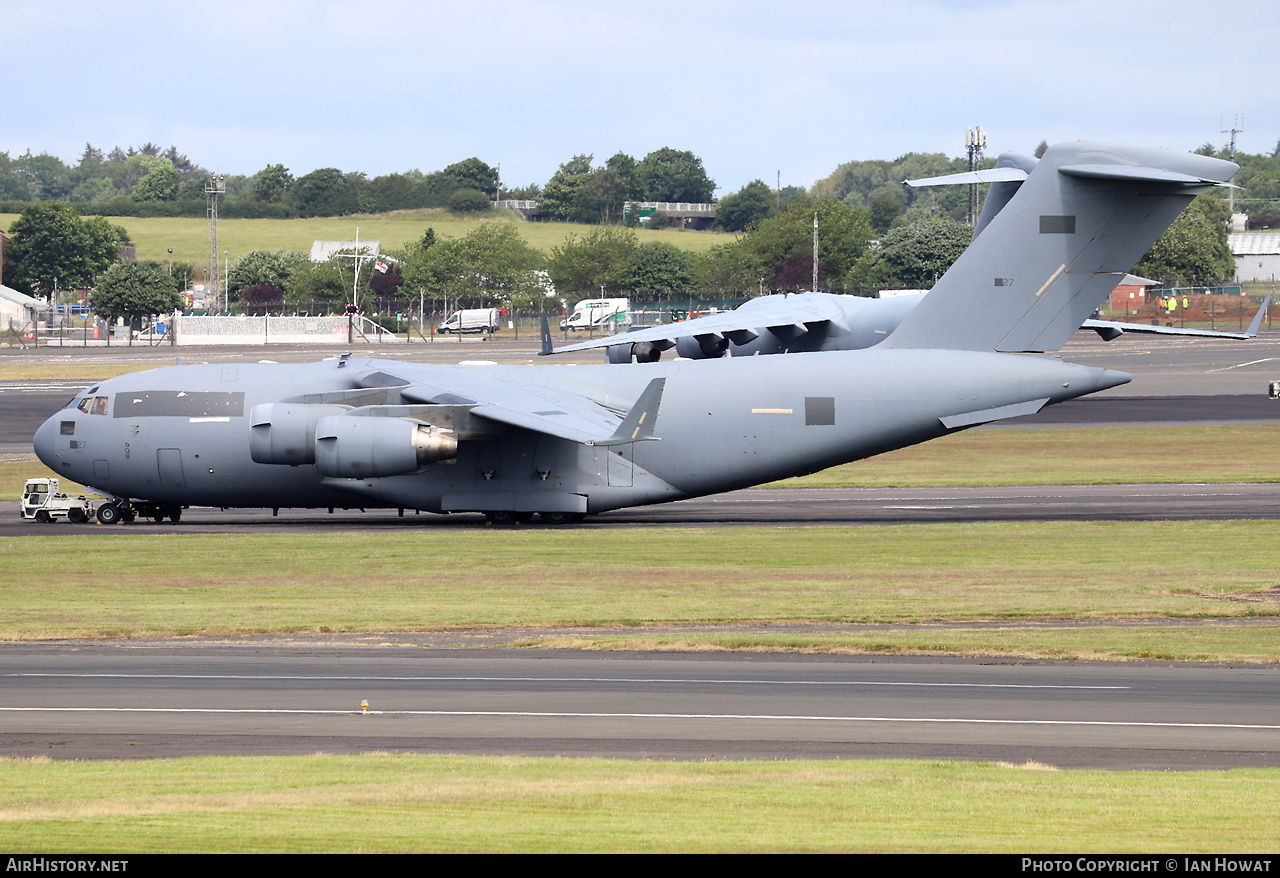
[538,312,553,356]
[886,142,1238,353]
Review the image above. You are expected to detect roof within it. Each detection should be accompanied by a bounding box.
[1117,274,1161,287]
[0,284,46,309]
[310,240,380,263]
[1229,233,1280,256]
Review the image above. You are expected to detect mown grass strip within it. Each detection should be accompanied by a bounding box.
[0,754,1275,852]
[2,522,1277,660]
[0,212,736,265]
[767,423,1280,487]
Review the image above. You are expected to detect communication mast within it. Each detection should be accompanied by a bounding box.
[205,173,225,310]
[1221,114,1244,213]
[965,126,987,226]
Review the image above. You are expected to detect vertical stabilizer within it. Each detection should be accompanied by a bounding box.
[886,143,1237,353]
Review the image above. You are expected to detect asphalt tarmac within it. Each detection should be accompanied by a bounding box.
[3,332,1278,766]
[3,644,1278,768]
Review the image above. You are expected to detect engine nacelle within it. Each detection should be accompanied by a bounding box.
[314,415,458,478]
[249,403,348,465]
[675,333,728,360]
[606,342,664,364]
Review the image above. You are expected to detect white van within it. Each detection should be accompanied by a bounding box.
[437,308,499,335]
[560,298,629,332]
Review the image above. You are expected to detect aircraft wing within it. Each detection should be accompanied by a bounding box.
[551,294,850,354]
[397,371,662,445]
[1083,297,1269,341]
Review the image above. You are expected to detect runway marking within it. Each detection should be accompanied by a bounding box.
[1208,358,1280,372]
[1,706,1276,731]
[3,673,1128,690]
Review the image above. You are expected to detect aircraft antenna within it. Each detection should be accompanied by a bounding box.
[812,211,819,293]
[1220,114,1244,213]
[964,126,987,226]
[205,173,225,311]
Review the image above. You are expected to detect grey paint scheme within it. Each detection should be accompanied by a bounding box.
[32,142,1237,520]
[555,144,1250,363]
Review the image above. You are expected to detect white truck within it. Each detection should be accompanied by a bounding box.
[437,308,500,335]
[560,298,629,332]
[20,478,94,524]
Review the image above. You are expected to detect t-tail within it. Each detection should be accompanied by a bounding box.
[887,142,1238,353]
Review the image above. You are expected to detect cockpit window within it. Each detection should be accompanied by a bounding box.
[91,396,109,415]
[76,398,92,413]
[64,397,82,410]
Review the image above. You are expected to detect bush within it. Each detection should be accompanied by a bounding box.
[447,188,492,213]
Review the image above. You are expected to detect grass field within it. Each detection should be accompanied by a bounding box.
[2,521,1277,660]
[1,754,1276,852]
[0,210,738,267]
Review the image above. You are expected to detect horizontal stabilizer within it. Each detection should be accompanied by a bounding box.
[906,167,1030,187]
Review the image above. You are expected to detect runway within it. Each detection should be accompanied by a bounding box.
[5,482,1280,534]
[3,334,1279,768]
[2,645,1278,768]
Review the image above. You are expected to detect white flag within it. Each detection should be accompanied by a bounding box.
[374,260,388,274]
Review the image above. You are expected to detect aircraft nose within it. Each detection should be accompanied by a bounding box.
[33,415,59,468]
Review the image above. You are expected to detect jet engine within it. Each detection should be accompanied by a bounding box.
[314,415,457,478]
[675,333,729,360]
[606,341,664,364]
[249,403,348,465]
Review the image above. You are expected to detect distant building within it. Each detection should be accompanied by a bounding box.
[0,283,45,330]
[1230,233,1280,283]
[1108,274,1161,312]
[310,240,380,263]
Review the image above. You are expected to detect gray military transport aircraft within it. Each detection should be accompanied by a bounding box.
[552,148,1262,364]
[34,142,1237,525]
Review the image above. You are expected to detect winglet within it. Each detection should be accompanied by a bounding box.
[1246,297,1271,338]
[538,312,554,356]
[590,378,665,446]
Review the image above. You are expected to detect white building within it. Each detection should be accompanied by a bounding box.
[1230,233,1280,283]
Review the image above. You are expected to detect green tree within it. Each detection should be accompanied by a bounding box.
[714,180,775,232]
[5,203,117,296]
[537,154,596,222]
[868,191,905,234]
[129,155,180,202]
[89,261,180,324]
[442,158,499,197]
[1134,194,1234,287]
[251,164,293,203]
[873,216,973,288]
[627,242,695,298]
[447,188,492,212]
[228,249,307,301]
[742,199,873,291]
[547,227,639,295]
[290,168,357,217]
[636,147,715,202]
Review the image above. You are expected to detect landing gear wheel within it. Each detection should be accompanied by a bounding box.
[96,504,122,525]
[485,510,522,525]
[169,509,182,522]
[122,510,136,522]
[538,511,585,525]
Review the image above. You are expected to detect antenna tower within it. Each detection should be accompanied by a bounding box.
[205,173,226,310]
[964,126,987,226]
[1221,114,1244,213]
